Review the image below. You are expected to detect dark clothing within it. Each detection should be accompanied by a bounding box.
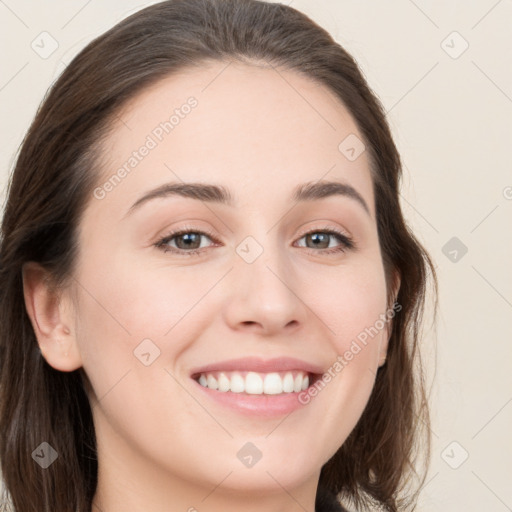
[316,487,349,512]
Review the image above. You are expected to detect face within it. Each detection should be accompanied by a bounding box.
[57,61,394,503]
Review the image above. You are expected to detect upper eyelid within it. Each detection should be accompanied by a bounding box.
[160,224,350,239]
[158,225,352,247]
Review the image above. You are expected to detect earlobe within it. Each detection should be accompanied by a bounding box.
[22,262,82,372]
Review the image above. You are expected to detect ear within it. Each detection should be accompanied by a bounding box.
[378,270,401,368]
[22,262,82,372]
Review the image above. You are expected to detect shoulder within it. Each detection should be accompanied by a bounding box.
[315,486,350,512]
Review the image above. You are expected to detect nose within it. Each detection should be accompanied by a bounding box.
[221,241,308,337]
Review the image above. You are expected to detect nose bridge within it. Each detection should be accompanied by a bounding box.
[235,227,289,293]
[222,226,306,333]
[248,245,286,291]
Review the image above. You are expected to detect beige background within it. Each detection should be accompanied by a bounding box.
[1,1,511,511]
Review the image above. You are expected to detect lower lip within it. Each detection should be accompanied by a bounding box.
[192,379,312,418]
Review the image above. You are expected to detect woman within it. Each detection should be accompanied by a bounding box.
[0,1,438,511]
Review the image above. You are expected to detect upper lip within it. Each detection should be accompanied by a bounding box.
[189,356,324,377]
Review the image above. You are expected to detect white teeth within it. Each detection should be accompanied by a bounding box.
[245,372,263,394]
[196,370,311,395]
[206,374,218,390]
[293,373,303,392]
[263,372,283,395]
[283,372,294,393]
[230,373,245,393]
[218,372,230,392]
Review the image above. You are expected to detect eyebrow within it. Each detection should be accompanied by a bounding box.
[124,180,371,217]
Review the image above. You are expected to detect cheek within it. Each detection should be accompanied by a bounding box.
[296,257,388,420]
[74,253,213,342]
[72,253,225,396]
[301,256,389,354]
[72,258,205,452]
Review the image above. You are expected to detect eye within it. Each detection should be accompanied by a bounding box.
[294,228,355,255]
[154,226,355,257]
[155,226,219,257]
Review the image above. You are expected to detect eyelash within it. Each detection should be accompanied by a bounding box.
[154,225,355,257]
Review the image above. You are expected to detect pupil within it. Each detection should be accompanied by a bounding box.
[179,233,199,249]
[309,233,328,248]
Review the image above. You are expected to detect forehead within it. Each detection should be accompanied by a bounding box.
[94,60,374,217]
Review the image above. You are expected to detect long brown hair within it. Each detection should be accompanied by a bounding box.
[0,1,438,510]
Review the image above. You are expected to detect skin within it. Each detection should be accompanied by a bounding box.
[23,60,399,512]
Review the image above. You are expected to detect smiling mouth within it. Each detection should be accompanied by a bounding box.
[192,370,320,395]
